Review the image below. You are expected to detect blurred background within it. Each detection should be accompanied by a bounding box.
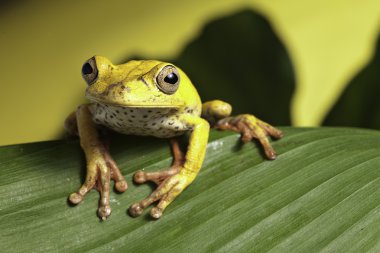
[0,0,379,146]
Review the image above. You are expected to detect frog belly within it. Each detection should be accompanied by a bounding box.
[89,103,190,138]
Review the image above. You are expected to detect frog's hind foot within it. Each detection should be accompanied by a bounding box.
[215,114,283,160]
[133,139,184,185]
[68,145,128,220]
[129,139,186,219]
[133,166,181,186]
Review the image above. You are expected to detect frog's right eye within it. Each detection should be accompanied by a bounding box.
[82,57,98,85]
[156,65,180,94]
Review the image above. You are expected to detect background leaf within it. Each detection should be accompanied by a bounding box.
[323,34,380,129]
[126,9,295,125]
[1,127,379,252]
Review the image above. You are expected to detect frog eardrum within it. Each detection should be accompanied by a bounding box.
[156,65,180,94]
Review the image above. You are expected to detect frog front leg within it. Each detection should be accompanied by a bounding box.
[66,104,128,220]
[129,116,209,219]
[202,100,283,160]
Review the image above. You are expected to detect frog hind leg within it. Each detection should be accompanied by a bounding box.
[66,105,128,220]
[202,100,283,160]
[129,117,209,219]
[133,139,184,185]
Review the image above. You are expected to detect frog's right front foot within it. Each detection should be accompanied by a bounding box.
[68,144,128,220]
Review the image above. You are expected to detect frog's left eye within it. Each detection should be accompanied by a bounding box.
[156,65,180,94]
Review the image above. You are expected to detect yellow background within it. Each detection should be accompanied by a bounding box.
[0,0,379,146]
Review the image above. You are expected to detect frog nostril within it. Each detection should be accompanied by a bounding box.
[82,62,93,75]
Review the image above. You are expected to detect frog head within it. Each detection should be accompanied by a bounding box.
[81,56,200,109]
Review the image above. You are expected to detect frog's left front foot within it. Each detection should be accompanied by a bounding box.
[129,139,188,219]
[215,114,283,160]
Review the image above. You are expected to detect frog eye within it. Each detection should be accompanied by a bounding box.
[156,65,180,94]
[81,57,98,85]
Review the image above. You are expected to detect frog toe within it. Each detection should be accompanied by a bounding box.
[128,203,145,217]
[133,165,181,185]
[115,180,128,192]
[150,207,163,219]
[98,205,112,220]
[68,192,84,204]
[133,170,149,184]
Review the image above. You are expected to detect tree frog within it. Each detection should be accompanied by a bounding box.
[65,56,283,220]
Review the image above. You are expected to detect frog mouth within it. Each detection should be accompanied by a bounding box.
[86,94,183,108]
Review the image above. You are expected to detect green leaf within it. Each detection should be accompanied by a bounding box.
[1,127,380,252]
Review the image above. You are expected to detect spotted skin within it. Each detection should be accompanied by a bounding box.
[89,103,199,138]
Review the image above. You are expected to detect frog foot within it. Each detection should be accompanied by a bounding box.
[215,114,283,160]
[129,139,186,219]
[129,171,191,219]
[68,146,128,220]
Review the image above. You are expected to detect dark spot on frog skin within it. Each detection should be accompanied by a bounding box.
[100,83,120,96]
[175,126,179,130]
[169,121,174,125]
[148,110,152,113]
[139,76,150,88]
[124,86,131,93]
[143,115,148,118]
[128,119,133,123]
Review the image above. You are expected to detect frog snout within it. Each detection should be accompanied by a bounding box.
[81,57,98,85]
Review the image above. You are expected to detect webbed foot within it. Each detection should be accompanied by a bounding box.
[129,139,187,219]
[215,114,283,159]
[68,144,128,220]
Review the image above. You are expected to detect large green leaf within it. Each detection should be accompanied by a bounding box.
[1,127,379,252]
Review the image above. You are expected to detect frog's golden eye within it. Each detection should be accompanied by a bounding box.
[156,65,180,94]
[81,57,98,85]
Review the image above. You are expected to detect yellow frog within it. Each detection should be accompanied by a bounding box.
[65,56,283,220]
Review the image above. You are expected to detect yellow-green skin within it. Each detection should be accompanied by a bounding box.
[86,56,206,139]
[90,57,210,217]
[67,56,282,220]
